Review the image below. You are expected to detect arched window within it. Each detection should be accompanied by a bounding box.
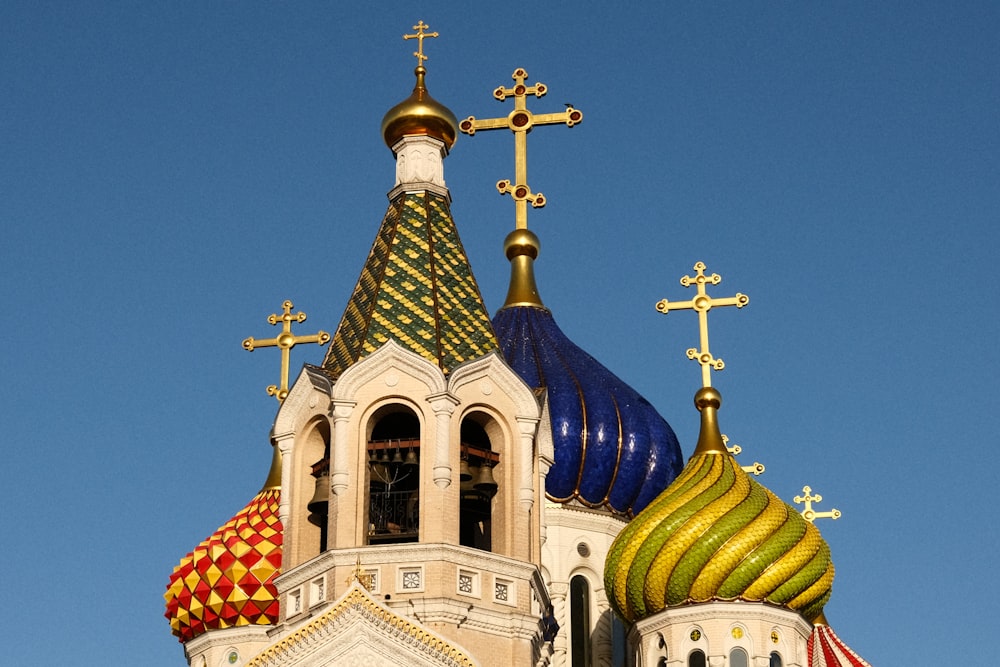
[300,419,330,559]
[770,652,783,667]
[459,415,498,551]
[688,649,706,667]
[730,647,748,667]
[367,407,420,544]
[570,575,592,667]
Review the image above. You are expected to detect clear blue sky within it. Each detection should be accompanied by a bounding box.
[3,2,997,665]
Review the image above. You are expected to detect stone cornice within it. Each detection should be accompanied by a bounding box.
[276,544,544,593]
[634,600,813,637]
[184,625,272,657]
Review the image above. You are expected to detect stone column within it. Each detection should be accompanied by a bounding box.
[272,430,296,532]
[427,392,459,488]
[330,400,356,496]
[516,416,540,512]
[549,582,569,667]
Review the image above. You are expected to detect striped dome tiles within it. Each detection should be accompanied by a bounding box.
[604,388,833,623]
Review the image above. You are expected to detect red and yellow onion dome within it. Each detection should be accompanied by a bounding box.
[164,450,283,642]
[604,387,834,623]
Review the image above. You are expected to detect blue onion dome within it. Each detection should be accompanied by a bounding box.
[492,229,683,516]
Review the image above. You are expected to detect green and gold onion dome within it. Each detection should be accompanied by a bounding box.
[382,65,458,150]
[604,386,833,624]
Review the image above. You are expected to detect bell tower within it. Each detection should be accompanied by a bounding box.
[234,24,552,666]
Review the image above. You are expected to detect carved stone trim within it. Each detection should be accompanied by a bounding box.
[245,583,478,667]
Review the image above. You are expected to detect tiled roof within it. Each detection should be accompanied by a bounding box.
[323,190,497,377]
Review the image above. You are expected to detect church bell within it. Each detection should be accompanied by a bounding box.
[307,472,330,514]
[473,462,498,498]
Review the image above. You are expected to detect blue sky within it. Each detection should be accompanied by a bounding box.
[3,2,997,665]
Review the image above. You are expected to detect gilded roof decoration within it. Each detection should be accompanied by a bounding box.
[323,191,498,377]
[245,583,477,667]
[164,487,282,642]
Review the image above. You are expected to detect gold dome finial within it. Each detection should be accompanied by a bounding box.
[654,261,749,388]
[261,439,282,490]
[501,228,545,308]
[381,22,458,149]
[692,386,728,455]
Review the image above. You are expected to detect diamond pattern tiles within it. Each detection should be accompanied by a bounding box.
[164,488,282,642]
[323,191,497,378]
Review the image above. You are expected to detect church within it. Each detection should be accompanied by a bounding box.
[164,23,872,667]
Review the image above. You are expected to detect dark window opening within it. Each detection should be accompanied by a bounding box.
[459,419,498,551]
[570,575,592,667]
[367,409,420,544]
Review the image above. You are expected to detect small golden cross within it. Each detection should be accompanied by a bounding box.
[459,68,583,231]
[793,485,842,523]
[242,300,330,402]
[722,434,765,476]
[403,20,438,67]
[655,262,749,388]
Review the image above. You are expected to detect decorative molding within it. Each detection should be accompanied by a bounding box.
[332,340,447,402]
[448,352,538,419]
[245,583,479,667]
[274,367,328,437]
[183,625,272,658]
[391,135,448,188]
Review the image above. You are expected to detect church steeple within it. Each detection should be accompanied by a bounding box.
[322,27,496,377]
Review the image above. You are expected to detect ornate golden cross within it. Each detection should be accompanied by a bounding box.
[459,68,583,230]
[793,485,842,523]
[655,261,749,388]
[403,20,438,66]
[242,300,330,402]
[722,434,765,476]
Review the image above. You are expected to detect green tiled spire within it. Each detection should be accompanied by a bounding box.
[323,190,498,377]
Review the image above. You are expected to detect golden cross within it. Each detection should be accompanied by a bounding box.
[242,300,330,402]
[403,20,438,67]
[459,68,583,230]
[793,485,842,523]
[721,434,765,476]
[655,261,749,388]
